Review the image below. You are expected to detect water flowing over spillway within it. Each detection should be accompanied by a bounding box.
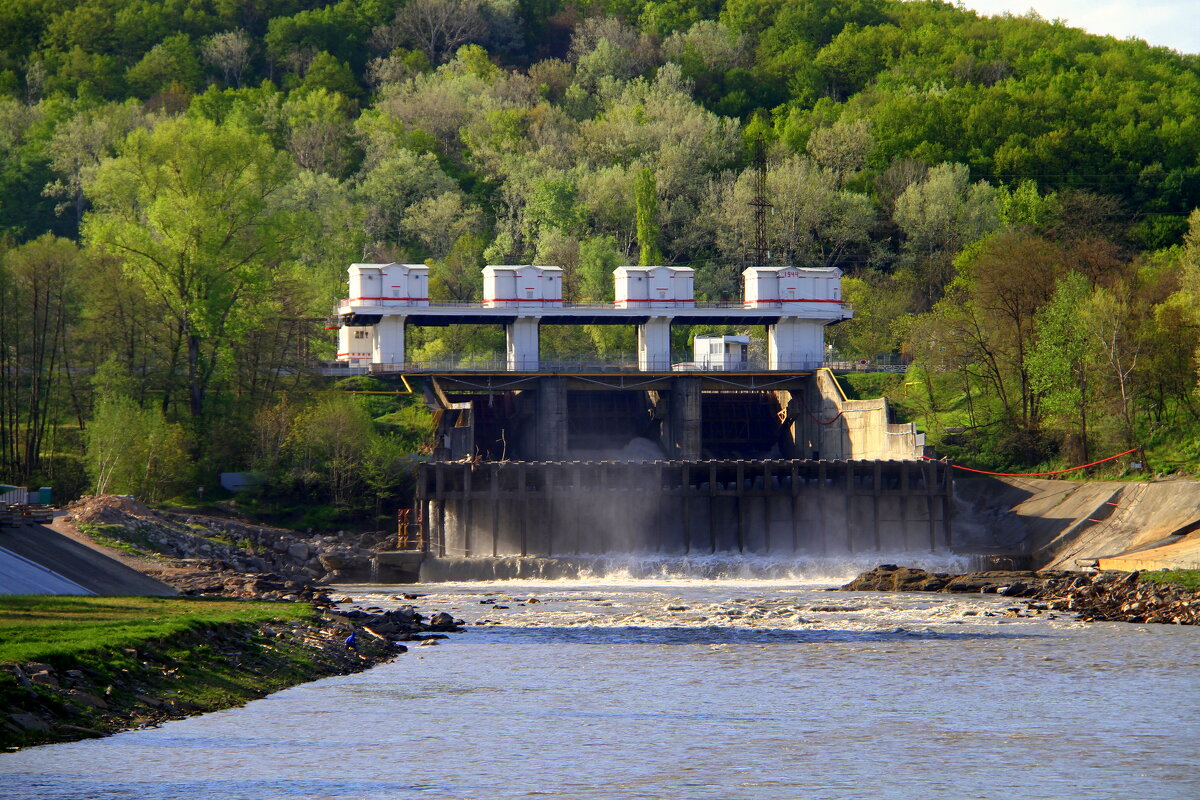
[5,577,1199,799]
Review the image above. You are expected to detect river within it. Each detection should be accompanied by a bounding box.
[3,569,1199,799]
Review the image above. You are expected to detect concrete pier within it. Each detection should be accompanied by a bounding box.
[416,459,953,559]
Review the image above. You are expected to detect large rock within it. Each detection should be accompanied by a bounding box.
[7,712,50,733]
[842,565,949,592]
[286,542,310,561]
[427,611,457,631]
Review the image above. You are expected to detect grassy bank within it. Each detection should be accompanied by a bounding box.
[0,596,312,663]
[0,596,395,750]
[1138,570,1200,591]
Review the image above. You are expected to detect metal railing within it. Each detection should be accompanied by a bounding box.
[338,299,852,312]
[367,355,826,373]
[317,356,909,376]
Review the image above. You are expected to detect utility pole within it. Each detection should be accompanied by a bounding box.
[750,136,771,266]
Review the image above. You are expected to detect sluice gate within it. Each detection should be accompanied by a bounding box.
[415,459,952,558]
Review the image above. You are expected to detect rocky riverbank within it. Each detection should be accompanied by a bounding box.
[1,602,464,750]
[63,495,392,601]
[843,565,1200,625]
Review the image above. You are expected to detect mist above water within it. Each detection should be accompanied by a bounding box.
[415,551,972,584]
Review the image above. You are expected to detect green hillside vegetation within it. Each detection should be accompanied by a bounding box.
[0,0,1198,520]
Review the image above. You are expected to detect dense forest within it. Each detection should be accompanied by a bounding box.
[0,0,1198,525]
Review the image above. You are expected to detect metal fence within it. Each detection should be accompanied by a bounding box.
[368,355,828,373]
[319,353,908,375]
[337,299,853,312]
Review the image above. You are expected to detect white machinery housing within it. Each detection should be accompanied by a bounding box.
[484,265,563,308]
[614,266,695,308]
[347,263,429,308]
[743,266,841,309]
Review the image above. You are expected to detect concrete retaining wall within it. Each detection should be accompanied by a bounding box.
[789,370,923,461]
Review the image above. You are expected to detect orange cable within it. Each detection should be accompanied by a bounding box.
[922,448,1138,477]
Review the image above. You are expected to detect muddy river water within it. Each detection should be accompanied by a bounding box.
[3,573,1199,799]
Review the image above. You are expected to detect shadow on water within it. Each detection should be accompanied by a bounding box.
[477,625,1052,646]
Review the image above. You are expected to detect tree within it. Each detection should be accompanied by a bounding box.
[0,236,83,481]
[708,155,875,270]
[357,149,457,244]
[282,88,357,177]
[429,232,485,301]
[294,51,361,97]
[894,162,998,308]
[996,179,1059,231]
[285,394,375,509]
[805,117,873,186]
[578,235,621,301]
[402,191,484,258]
[125,34,204,98]
[635,166,662,265]
[385,0,488,64]
[44,101,147,230]
[202,30,253,87]
[1028,272,1094,462]
[1081,287,1140,448]
[86,389,191,503]
[83,117,300,419]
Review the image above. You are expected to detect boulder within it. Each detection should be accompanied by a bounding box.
[7,712,50,733]
[66,690,108,709]
[428,611,457,630]
[29,670,60,688]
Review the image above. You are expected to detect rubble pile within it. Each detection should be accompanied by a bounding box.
[1034,570,1200,625]
[843,564,1199,625]
[65,495,394,599]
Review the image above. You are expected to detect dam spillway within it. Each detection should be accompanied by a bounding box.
[414,459,952,560]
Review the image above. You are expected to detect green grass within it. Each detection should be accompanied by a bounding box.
[0,596,390,749]
[838,367,1178,477]
[0,596,313,664]
[1138,570,1200,591]
[77,523,162,558]
[836,372,906,402]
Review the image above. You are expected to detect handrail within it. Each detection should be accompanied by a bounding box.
[337,299,853,311]
[365,356,827,374]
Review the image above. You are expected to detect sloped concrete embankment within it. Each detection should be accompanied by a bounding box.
[955,476,1200,570]
[0,523,176,596]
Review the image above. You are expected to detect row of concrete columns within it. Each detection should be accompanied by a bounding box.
[371,315,825,370]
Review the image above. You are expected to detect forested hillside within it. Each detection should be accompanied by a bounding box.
[1,0,1198,522]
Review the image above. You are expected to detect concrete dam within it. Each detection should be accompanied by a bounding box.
[330,260,937,580]
[416,458,952,560]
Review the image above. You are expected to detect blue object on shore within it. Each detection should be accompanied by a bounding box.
[344,631,357,650]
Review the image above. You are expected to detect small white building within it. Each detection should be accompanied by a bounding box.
[614,266,695,308]
[693,335,750,370]
[743,266,841,310]
[347,263,429,307]
[483,265,563,308]
[336,323,375,364]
